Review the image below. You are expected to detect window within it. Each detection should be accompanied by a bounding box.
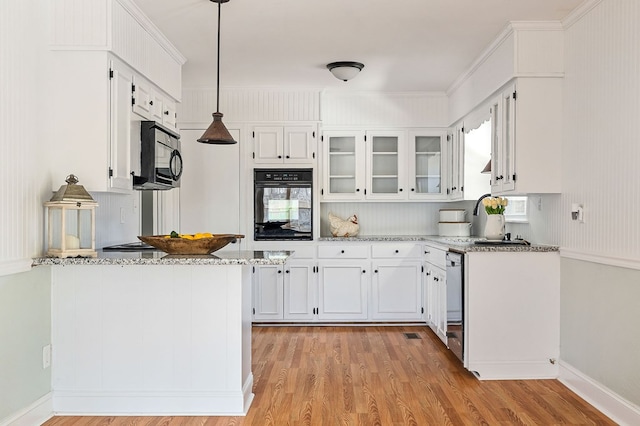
[504,196,528,222]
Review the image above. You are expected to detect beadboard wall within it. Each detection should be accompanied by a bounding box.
[180,88,321,125]
[321,92,448,127]
[319,201,476,237]
[560,0,640,265]
[0,0,49,275]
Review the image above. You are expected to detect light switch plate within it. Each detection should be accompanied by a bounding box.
[42,344,51,369]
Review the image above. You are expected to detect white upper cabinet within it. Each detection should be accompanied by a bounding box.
[365,130,406,200]
[321,130,366,200]
[447,126,464,200]
[133,75,178,132]
[490,78,562,195]
[323,128,455,202]
[407,130,447,199]
[109,60,134,191]
[252,125,316,164]
[47,0,184,192]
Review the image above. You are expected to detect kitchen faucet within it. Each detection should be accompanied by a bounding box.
[472,193,492,216]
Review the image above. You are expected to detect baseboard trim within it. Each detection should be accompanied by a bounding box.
[467,360,559,380]
[0,393,53,426]
[52,388,252,416]
[0,259,32,277]
[559,361,640,426]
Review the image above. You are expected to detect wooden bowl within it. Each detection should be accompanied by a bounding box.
[138,234,244,255]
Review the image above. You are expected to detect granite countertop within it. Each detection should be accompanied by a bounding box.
[318,235,559,253]
[32,250,293,266]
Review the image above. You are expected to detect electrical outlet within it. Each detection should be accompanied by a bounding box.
[120,207,125,224]
[42,344,51,369]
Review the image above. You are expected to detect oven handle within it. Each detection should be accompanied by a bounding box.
[255,182,312,187]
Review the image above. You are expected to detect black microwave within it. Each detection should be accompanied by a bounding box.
[134,121,183,190]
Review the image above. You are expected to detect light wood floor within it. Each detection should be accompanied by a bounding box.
[44,325,614,426]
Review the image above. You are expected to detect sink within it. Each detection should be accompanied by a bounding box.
[438,237,481,243]
[473,240,530,246]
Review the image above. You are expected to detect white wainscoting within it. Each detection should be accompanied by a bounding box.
[560,0,640,261]
[0,0,48,275]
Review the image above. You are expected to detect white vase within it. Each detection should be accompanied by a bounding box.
[484,214,505,240]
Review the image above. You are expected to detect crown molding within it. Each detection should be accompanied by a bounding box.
[115,0,187,65]
[562,0,604,29]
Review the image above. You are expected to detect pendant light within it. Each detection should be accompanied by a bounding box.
[198,0,237,145]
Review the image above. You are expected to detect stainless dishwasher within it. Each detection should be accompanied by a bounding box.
[446,251,464,363]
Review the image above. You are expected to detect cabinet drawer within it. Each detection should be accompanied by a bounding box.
[424,246,447,269]
[289,245,316,259]
[318,245,369,259]
[371,243,422,259]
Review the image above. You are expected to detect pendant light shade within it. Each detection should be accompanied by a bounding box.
[198,112,236,144]
[198,0,237,145]
[481,159,492,174]
[327,61,364,81]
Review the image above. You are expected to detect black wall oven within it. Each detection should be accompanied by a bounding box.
[254,169,313,241]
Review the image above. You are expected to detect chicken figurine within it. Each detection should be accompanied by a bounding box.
[328,212,359,237]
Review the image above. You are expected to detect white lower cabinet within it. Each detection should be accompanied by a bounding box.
[253,260,317,322]
[253,265,284,320]
[371,260,422,320]
[283,260,316,320]
[317,261,368,321]
[424,243,448,345]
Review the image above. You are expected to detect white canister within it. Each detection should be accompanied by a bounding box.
[438,222,472,237]
[439,209,466,222]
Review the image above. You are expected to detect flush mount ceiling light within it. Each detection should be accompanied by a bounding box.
[327,61,364,81]
[198,0,236,145]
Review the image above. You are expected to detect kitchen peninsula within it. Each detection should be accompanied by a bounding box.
[32,250,290,416]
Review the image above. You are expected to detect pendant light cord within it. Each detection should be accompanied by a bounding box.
[216,0,221,113]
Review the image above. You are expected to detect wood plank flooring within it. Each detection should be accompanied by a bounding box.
[44,325,615,426]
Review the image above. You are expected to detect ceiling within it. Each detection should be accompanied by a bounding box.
[132,0,585,92]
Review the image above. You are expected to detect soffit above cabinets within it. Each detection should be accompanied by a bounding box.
[132,0,585,92]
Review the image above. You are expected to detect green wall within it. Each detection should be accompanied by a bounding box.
[0,267,51,421]
[561,258,640,406]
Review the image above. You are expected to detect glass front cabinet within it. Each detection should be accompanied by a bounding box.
[322,129,448,201]
[365,130,406,200]
[407,130,447,199]
[322,130,366,200]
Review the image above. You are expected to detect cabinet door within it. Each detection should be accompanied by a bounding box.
[253,126,284,163]
[322,131,365,200]
[283,126,315,163]
[318,261,368,320]
[371,261,422,320]
[132,76,153,119]
[162,100,177,131]
[408,130,446,199]
[284,260,316,320]
[365,130,406,200]
[447,127,464,200]
[425,267,436,331]
[109,60,133,190]
[253,265,284,320]
[435,269,447,344]
[491,83,516,193]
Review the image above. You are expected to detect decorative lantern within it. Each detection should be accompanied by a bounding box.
[44,175,98,258]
